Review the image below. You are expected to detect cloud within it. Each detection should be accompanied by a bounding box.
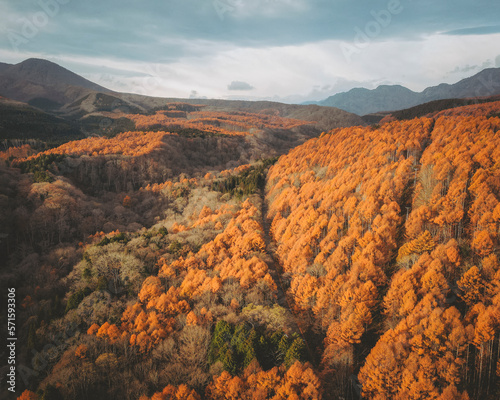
[450,64,482,74]
[447,60,494,76]
[1,31,497,103]
[189,90,207,99]
[0,1,498,102]
[442,25,500,36]
[2,0,500,58]
[227,81,255,91]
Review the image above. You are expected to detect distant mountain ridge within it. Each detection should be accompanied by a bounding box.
[0,58,366,142]
[313,68,500,115]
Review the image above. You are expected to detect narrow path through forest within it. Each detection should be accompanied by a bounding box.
[259,185,318,366]
[260,187,287,308]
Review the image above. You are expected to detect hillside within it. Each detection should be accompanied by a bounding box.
[2,96,500,400]
[362,95,500,124]
[265,102,500,399]
[6,104,329,195]
[314,67,500,115]
[0,96,82,143]
[110,95,365,133]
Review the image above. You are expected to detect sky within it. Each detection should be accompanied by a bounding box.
[0,0,499,103]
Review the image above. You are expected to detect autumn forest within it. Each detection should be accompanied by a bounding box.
[2,94,500,400]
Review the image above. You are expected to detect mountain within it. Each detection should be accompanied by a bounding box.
[315,67,500,115]
[316,85,419,116]
[0,62,12,72]
[421,68,500,101]
[0,58,111,110]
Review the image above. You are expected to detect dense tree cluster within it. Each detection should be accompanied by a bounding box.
[16,131,169,159]
[431,100,500,118]
[212,158,278,197]
[25,195,309,398]
[127,109,312,136]
[0,143,37,162]
[206,360,322,400]
[266,105,500,398]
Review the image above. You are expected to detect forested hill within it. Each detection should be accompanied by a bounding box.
[265,100,500,399]
[3,100,500,400]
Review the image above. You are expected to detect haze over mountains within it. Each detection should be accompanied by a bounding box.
[309,67,500,115]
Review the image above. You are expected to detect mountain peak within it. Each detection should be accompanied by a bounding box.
[0,58,110,106]
[19,57,57,65]
[15,58,70,74]
[4,58,108,92]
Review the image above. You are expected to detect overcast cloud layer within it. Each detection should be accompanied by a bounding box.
[0,0,499,102]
